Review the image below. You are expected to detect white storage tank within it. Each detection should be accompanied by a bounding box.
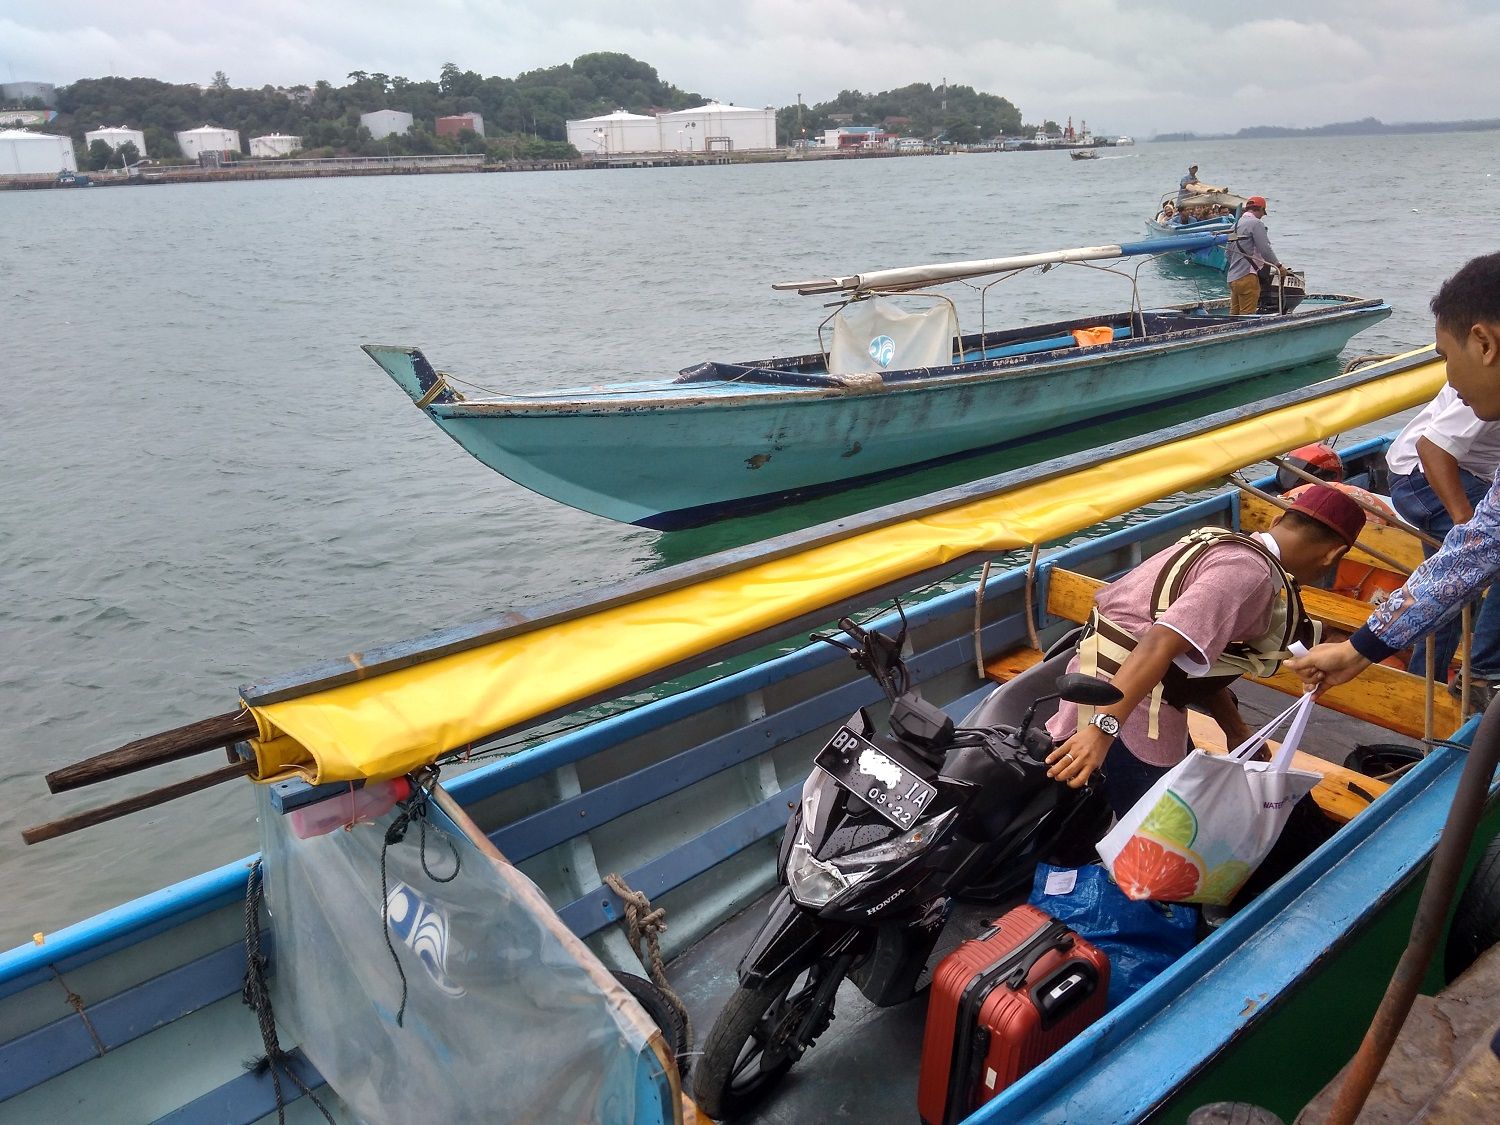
[565,110,661,156]
[176,125,241,159]
[360,110,414,140]
[658,102,777,152]
[0,129,77,175]
[249,133,302,158]
[84,126,148,156]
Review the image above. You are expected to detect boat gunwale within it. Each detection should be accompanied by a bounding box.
[427,296,1390,417]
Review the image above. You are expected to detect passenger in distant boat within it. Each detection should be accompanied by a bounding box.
[1384,384,1500,689]
[1293,253,1500,696]
[1044,485,1366,816]
[1156,200,1176,224]
[1227,195,1283,315]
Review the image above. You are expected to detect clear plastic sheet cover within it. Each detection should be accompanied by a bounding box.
[257,787,667,1124]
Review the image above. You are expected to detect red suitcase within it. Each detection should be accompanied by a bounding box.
[917,904,1110,1125]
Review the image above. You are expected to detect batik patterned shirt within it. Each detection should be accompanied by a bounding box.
[1351,470,1500,660]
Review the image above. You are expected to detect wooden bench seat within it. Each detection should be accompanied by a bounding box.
[1037,567,1461,741]
[980,644,1389,823]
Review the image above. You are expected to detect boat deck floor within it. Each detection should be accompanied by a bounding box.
[668,681,1433,1123]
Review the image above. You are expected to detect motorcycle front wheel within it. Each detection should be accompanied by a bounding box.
[692,961,839,1119]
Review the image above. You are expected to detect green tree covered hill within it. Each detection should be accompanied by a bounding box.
[39,54,1034,162]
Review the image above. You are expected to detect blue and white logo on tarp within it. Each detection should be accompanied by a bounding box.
[386,881,466,997]
[869,335,896,367]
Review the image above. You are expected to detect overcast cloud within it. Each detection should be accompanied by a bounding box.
[4,0,1499,135]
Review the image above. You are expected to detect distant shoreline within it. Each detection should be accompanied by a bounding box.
[1153,117,1500,142]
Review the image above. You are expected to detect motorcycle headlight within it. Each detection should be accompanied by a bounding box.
[788,841,870,907]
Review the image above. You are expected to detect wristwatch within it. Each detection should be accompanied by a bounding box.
[1088,713,1121,737]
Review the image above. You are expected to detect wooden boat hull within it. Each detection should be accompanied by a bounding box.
[1143,217,1234,271]
[368,296,1389,528]
[7,355,1488,1123]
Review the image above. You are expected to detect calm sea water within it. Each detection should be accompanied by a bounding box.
[1,133,1493,949]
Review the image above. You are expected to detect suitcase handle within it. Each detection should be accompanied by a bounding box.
[1029,958,1101,1029]
[1002,926,1073,990]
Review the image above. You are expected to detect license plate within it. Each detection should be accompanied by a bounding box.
[815,726,937,829]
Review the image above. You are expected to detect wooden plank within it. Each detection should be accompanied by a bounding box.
[1238,492,1424,574]
[980,644,1386,823]
[1246,664,1459,742]
[1185,711,1387,825]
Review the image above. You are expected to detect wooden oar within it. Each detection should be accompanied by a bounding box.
[23,760,254,845]
[45,709,258,794]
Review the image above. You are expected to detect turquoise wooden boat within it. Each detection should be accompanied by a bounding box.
[364,235,1389,529]
[1143,191,1245,271]
[6,350,1496,1124]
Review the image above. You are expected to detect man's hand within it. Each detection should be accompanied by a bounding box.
[1046,724,1112,787]
[1289,641,1371,690]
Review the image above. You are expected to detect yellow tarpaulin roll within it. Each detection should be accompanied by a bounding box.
[249,351,1444,784]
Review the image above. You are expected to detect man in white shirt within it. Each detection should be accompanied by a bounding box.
[1385,384,1500,685]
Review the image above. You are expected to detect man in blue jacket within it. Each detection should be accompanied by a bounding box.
[1292,252,1500,689]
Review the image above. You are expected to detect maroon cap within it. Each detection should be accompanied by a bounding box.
[1288,483,1366,546]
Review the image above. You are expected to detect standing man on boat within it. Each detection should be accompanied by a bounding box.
[1044,486,1366,816]
[1294,253,1500,693]
[1227,196,1283,315]
[1384,385,1500,693]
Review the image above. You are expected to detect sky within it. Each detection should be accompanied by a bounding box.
[5,0,1500,136]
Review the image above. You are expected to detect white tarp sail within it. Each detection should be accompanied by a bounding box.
[828,297,958,375]
[258,786,673,1124]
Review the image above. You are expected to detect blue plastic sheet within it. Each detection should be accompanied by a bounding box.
[1028,863,1198,1009]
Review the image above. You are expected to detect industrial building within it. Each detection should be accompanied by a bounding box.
[657,102,776,152]
[249,133,302,158]
[0,129,77,175]
[176,125,241,159]
[84,126,148,156]
[435,112,484,138]
[565,102,778,156]
[360,109,414,140]
[565,110,660,156]
[1,82,57,107]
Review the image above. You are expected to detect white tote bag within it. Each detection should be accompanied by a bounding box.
[1097,692,1322,906]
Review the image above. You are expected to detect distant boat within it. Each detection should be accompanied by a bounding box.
[1115,135,1135,145]
[1071,150,1099,161]
[1143,190,1246,271]
[366,234,1388,529]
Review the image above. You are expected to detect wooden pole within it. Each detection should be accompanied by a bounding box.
[1265,455,1442,549]
[1232,477,1415,575]
[46,710,258,794]
[23,760,254,845]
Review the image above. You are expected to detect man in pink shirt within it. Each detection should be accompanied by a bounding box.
[1044,485,1366,816]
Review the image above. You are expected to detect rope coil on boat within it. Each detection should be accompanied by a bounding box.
[242,861,335,1124]
[602,872,694,1055]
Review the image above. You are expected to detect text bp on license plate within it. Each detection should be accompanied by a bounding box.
[815,726,937,828]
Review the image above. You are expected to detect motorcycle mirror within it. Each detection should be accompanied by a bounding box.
[1055,672,1124,707]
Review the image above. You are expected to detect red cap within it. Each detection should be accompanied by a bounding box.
[1287,483,1365,546]
[1245,195,1268,211]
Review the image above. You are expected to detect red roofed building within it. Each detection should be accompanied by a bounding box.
[436,112,484,138]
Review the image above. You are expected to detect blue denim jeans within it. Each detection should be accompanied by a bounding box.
[1101,738,1173,818]
[1389,469,1500,679]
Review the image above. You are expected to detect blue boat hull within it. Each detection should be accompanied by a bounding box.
[369,297,1389,528]
[1144,217,1234,271]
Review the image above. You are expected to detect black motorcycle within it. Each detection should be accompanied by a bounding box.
[693,612,1120,1119]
